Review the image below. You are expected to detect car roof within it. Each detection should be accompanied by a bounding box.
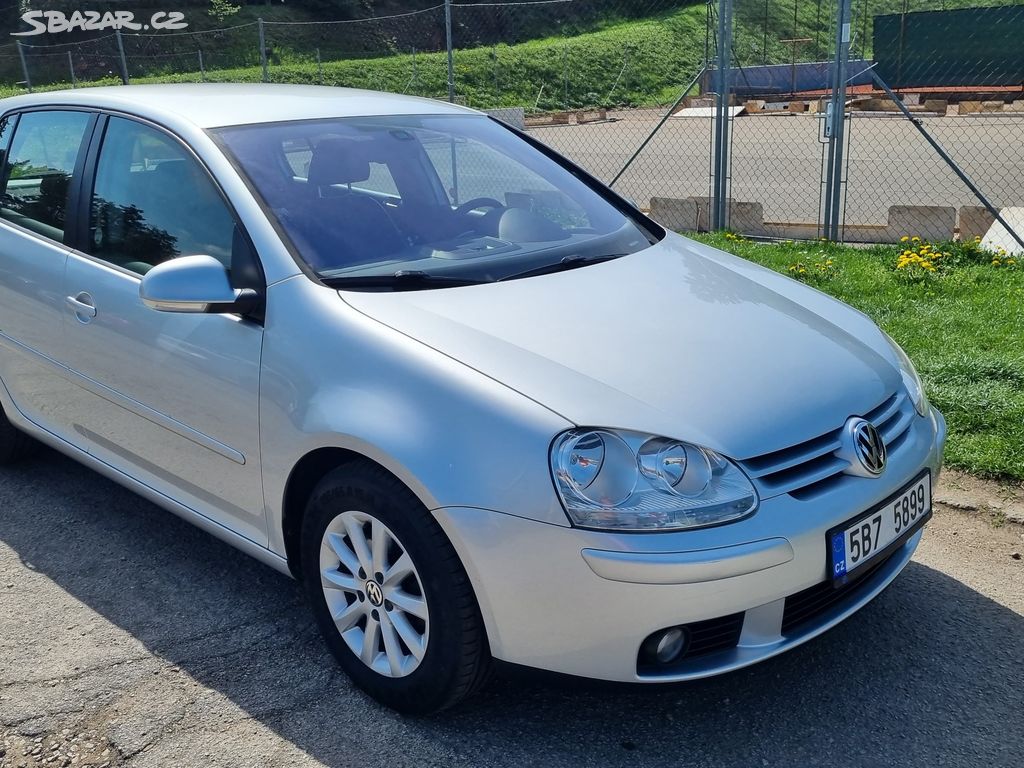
[0,83,479,129]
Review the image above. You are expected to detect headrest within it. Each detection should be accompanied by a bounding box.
[307,137,374,188]
[151,159,193,187]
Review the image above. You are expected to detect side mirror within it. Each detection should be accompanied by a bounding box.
[140,255,260,315]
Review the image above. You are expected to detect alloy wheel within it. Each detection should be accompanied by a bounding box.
[318,510,430,677]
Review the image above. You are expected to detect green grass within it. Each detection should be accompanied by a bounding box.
[692,233,1024,481]
[0,8,712,106]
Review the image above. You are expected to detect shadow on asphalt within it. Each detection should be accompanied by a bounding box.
[1,448,1020,767]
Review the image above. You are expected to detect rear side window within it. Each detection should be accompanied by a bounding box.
[88,116,236,275]
[0,110,91,242]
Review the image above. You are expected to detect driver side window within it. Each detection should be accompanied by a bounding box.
[88,117,237,276]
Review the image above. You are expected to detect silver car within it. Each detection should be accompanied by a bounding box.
[0,84,945,713]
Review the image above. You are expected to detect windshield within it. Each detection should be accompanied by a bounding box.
[213,114,657,288]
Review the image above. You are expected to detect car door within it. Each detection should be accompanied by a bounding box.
[0,109,97,439]
[60,114,267,544]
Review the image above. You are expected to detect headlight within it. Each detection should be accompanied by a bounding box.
[883,332,929,417]
[550,429,758,531]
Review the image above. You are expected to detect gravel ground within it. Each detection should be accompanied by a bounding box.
[1,449,1021,768]
[529,110,1024,229]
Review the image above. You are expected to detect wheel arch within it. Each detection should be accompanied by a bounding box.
[280,446,443,581]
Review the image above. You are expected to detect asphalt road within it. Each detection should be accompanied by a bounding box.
[1,448,1022,768]
[529,109,1024,230]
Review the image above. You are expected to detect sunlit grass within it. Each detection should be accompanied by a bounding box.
[695,232,1024,480]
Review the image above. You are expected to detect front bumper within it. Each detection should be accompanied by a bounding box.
[434,407,946,682]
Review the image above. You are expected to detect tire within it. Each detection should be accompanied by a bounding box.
[301,461,491,714]
[0,402,37,465]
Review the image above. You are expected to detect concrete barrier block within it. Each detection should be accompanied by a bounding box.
[981,101,1005,112]
[958,100,983,114]
[958,206,996,242]
[887,205,956,242]
[1011,100,1024,112]
[982,207,1024,255]
[787,100,808,113]
[744,100,766,113]
[650,197,701,232]
[923,99,947,114]
[730,202,767,236]
[902,93,921,106]
[685,197,767,236]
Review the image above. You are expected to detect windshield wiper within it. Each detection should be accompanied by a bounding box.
[323,270,493,291]
[497,253,628,282]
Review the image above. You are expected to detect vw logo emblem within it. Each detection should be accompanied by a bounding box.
[365,580,384,607]
[851,419,886,475]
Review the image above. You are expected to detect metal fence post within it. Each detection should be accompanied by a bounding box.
[68,51,77,88]
[258,18,268,83]
[823,0,852,240]
[444,0,455,102]
[316,47,322,85]
[492,45,499,103]
[115,30,129,84]
[16,41,31,92]
[563,43,569,109]
[712,0,734,231]
[198,49,205,82]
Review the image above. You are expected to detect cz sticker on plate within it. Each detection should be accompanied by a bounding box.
[829,471,931,585]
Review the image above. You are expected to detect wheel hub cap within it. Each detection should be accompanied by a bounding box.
[365,579,384,607]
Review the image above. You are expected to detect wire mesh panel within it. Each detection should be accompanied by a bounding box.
[20,35,123,88]
[444,1,715,222]
[261,7,449,96]
[120,23,261,84]
[837,0,1024,245]
[0,0,1018,247]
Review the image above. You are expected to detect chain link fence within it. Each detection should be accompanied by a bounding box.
[1,0,1021,248]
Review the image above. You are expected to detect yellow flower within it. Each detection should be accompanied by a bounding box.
[900,236,909,243]
[912,236,921,242]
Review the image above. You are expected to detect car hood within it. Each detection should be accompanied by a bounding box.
[339,233,901,460]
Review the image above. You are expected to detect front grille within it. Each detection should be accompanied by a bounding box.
[738,392,915,500]
[781,550,896,635]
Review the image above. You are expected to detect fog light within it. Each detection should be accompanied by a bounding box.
[655,628,686,663]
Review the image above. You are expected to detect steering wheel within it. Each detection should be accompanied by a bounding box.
[454,197,505,217]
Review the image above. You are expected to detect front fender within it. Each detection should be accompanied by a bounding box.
[259,277,573,558]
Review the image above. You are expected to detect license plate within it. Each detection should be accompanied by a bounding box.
[828,472,931,584]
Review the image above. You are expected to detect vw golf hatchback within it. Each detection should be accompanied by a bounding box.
[0,84,945,713]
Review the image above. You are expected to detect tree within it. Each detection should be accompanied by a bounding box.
[209,0,241,23]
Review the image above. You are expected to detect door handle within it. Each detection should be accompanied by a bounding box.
[66,293,97,319]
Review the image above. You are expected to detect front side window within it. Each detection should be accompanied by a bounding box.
[0,110,91,242]
[89,116,236,276]
[214,114,656,287]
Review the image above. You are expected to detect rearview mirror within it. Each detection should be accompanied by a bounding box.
[140,255,260,315]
